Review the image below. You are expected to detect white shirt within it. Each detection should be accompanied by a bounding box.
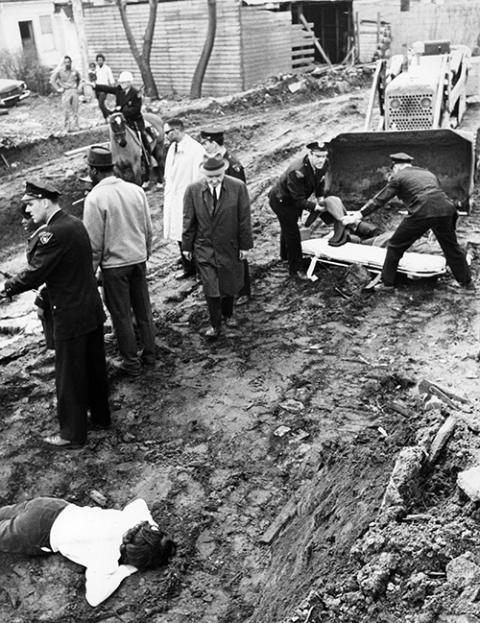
[96,64,115,86]
[49,499,157,607]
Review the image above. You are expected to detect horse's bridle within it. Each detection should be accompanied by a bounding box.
[110,112,127,147]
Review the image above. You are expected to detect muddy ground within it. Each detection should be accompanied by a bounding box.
[2,73,480,623]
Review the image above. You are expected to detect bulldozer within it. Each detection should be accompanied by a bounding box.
[327,40,475,213]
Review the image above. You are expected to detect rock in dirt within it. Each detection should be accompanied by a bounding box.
[357,552,397,597]
[457,466,480,501]
[446,552,480,589]
[429,415,457,464]
[379,446,425,518]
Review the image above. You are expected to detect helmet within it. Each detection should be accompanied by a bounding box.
[118,71,133,83]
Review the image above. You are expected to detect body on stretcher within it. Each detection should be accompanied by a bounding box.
[301,235,447,281]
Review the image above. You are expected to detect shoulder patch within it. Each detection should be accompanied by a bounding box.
[39,232,53,245]
[295,170,305,179]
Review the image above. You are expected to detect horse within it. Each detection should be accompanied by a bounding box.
[108,111,143,186]
[108,111,165,187]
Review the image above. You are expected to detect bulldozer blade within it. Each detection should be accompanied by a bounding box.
[328,129,474,211]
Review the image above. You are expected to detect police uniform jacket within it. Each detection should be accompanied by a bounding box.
[182,176,253,297]
[269,155,328,216]
[362,166,456,218]
[224,150,246,183]
[95,84,144,131]
[5,210,104,341]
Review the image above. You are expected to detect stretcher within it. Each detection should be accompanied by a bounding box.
[301,236,447,281]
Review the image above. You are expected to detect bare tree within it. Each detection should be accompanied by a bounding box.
[190,0,217,99]
[116,0,159,99]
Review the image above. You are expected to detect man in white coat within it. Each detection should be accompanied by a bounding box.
[163,117,205,279]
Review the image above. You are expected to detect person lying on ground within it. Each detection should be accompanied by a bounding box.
[341,152,474,293]
[0,497,176,607]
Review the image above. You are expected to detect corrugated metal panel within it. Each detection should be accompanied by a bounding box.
[240,6,292,88]
[84,0,243,96]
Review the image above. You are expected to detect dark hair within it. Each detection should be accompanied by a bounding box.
[119,522,177,570]
[64,55,72,63]
[96,53,105,61]
[165,118,184,130]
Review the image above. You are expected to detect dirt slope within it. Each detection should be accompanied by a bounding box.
[1,77,480,623]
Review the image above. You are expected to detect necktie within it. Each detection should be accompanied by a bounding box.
[212,187,217,213]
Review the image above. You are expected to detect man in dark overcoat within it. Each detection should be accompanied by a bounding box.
[200,126,251,302]
[342,152,473,292]
[182,155,253,338]
[1,180,110,448]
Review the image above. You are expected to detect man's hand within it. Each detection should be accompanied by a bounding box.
[182,251,192,262]
[239,250,249,261]
[341,211,363,226]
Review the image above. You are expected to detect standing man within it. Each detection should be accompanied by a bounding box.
[342,152,474,292]
[200,126,251,302]
[268,141,330,280]
[1,180,110,448]
[94,53,115,119]
[83,145,156,376]
[50,55,81,132]
[182,155,253,338]
[163,118,205,279]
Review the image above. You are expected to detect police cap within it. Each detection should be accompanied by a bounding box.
[306,141,328,153]
[22,180,61,202]
[389,152,414,163]
[200,127,225,146]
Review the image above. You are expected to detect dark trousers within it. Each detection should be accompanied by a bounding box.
[205,296,234,330]
[55,324,110,444]
[270,196,303,273]
[382,214,472,286]
[96,91,110,119]
[103,262,156,367]
[237,260,251,298]
[0,498,68,555]
[178,242,196,276]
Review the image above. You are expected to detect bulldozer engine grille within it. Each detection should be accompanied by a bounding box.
[387,94,433,130]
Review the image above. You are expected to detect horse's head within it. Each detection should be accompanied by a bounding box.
[109,112,127,147]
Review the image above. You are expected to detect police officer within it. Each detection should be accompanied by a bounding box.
[200,127,251,301]
[268,141,329,280]
[93,71,150,162]
[1,180,110,448]
[342,152,473,292]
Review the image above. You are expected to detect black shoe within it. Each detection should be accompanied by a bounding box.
[204,326,221,339]
[89,421,111,431]
[290,270,310,281]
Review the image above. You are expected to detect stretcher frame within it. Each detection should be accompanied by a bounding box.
[301,236,447,282]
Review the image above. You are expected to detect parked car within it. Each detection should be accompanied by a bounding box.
[0,78,30,107]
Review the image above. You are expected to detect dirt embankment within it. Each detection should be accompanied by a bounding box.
[1,70,480,623]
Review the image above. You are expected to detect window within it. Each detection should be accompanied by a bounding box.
[39,15,53,35]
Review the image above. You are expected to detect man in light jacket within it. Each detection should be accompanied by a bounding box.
[83,145,156,375]
[163,117,205,279]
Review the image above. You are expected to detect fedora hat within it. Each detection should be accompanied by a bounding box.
[389,152,414,163]
[200,155,227,177]
[87,145,113,168]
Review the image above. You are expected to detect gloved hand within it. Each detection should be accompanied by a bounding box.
[239,250,249,261]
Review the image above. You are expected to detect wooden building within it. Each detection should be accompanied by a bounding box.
[83,0,315,97]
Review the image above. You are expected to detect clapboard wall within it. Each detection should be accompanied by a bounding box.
[355,0,480,62]
[84,0,293,97]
